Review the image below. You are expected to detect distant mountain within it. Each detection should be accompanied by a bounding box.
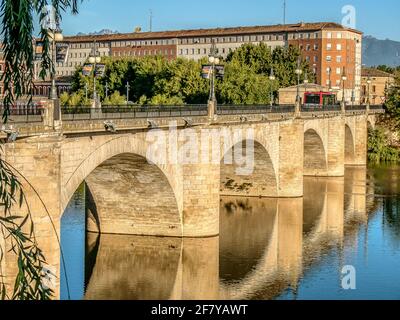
[363,36,400,67]
[76,29,119,36]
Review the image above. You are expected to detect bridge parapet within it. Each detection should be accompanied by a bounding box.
[0,103,385,139]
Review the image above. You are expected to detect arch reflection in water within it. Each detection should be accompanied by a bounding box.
[61,167,373,300]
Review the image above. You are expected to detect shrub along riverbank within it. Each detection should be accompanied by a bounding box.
[368,67,400,163]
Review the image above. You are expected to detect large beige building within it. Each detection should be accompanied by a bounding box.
[361,67,396,104]
[34,22,363,102]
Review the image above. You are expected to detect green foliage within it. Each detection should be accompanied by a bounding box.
[71,43,311,106]
[147,94,185,106]
[368,127,400,163]
[0,0,80,121]
[60,92,70,107]
[103,91,127,106]
[384,77,400,128]
[218,60,275,104]
[376,65,400,74]
[226,44,314,88]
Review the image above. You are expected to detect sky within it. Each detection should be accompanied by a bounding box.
[58,0,400,41]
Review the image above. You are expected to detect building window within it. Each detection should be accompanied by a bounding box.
[336,44,342,50]
[336,67,341,75]
[327,43,332,50]
[337,32,342,39]
[326,56,332,62]
[336,56,342,63]
[314,44,319,50]
[327,32,332,39]
[306,44,311,51]
[314,56,318,62]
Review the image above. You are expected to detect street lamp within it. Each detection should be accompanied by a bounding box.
[48,29,63,101]
[125,81,130,105]
[89,41,101,108]
[327,67,332,93]
[269,68,276,107]
[295,58,303,105]
[366,77,372,105]
[208,40,220,103]
[105,82,109,101]
[341,69,347,104]
[303,71,309,91]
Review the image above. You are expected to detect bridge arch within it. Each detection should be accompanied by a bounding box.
[220,139,278,197]
[62,135,182,237]
[303,129,328,176]
[345,124,356,165]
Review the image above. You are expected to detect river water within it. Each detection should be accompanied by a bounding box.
[60,165,400,300]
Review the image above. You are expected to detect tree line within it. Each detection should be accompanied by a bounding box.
[61,43,313,107]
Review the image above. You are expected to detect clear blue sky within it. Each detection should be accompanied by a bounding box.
[59,0,400,41]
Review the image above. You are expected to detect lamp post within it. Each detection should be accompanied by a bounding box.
[89,41,101,108]
[105,82,109,101]
[341,69,347,103]
[303,71,309,91]
[366,77,372,106]
[126,82,130,105]
[341,69,347,112]
[49,29,64,101]
[269,68,276,107]
[208,40,219,119]
[295,58,303,105]
[208,40,220,103]
[327,67,332,93]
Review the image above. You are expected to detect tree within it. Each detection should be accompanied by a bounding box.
[218,60,276,105]
[103,91,127,106]
[226,43,314,89]
[0,0,82,300]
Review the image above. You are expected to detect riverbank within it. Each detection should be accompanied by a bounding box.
[368,114,400,163]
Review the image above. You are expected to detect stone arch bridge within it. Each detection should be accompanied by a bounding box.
[0,103,382,296]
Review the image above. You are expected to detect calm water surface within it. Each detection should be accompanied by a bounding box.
[60,165,400,300]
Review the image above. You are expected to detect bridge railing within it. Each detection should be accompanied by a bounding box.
[0,106,45,123]
[217,105,295,115]
[61,105,208,121]
[370,105,385,111]
[301,105,342,112]
[345,105,367,111]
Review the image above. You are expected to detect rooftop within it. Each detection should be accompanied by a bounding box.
[62,22,362,43]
